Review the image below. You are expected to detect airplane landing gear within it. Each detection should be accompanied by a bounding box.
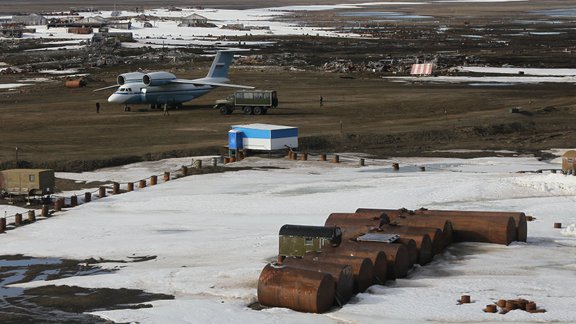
[124,105,131,112]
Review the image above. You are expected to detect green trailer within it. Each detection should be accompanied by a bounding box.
[0,169,55,196]
[214,90,278,115]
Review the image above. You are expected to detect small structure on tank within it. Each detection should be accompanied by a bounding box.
[278,224,342,258]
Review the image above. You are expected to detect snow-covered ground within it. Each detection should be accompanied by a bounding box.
[1,153,576,323]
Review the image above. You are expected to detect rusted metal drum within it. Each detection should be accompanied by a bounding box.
[84,192,91,203]
[325,212,390,227]
[113,182,120,194]
[126,182,134,192]
[70,195,78,207]
[54,198,62,212]
[395,238,418,267]
[150,175,158,186]
[27,210,35,223]
[412,211,516,245]
[257,262,336,314]
[139,179,146,189]
[332,155,340,163]
[15,213,23,226]
[64,79,85,88]
[413,209,527,243]
[181,165,189,176]
[304,252,374,293]
[342,241,410,280]
[42,204,49,217]
[163,172,170,182]
[0,217,6,233]
[322,246,388,285]
[281,258,354,305]
[320,154,327,161]
[99,186,106,198]
[292,153,298,160]
[301,153,308,161]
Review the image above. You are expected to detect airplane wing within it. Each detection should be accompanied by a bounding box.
[171,79,255,89]
[93,84,120,92]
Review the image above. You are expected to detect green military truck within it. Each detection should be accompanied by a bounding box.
[214,90,278,115]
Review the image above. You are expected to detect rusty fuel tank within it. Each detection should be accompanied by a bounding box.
[339,240,410,280]
[413,209,527,242]
[322,246,388,285]
[389,216,454,251]
[377,225,434,265]
[281,257,354,305]
[395,238,418,267]
[258,262,335,313]
[304,251,374,294]
[325,212,390,227]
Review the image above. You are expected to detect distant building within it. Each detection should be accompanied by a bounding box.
[179,14,208,27]
[11,13,47,25]
[0,169,55,196]
[410,63,435,76]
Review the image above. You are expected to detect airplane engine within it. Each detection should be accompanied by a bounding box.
[143,72,177,86]
[117,72,145,85]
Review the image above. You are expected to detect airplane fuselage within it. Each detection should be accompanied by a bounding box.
[108,82,213,105]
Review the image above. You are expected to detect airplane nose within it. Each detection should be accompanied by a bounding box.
[108,93,123,103]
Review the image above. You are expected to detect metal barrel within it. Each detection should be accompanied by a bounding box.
[281,257,354,305]
[70,195,78,207]
[342,241,410,280]
[126,182,134,192]
[15,213,23,226]
[113,182,120,194]
[42,204,49,217]
[181,165,188,176]
[413,209,527,243]
[139,179,146,188]
[257,262,336,314]
[99,186,106,198]
[322,246,388,285]
[27,210,35,223]
[377,226,434,265]
[0,218,6,233]
[150,175,158,186]
[304,252,374,293]
[325,212,390,227]
[412,211,517,245]
[84,192,91,203]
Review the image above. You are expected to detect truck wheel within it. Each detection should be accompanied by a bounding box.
[253,107,263,115]
[243,107,253,115]
[219,106,227,115]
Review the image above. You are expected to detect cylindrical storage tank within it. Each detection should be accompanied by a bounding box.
[42,204,49,217]
[412,211,516,245]
[150,175,157,186]
[181,165,189,176]
[139,179,146,189]
[70,195,78,207]
[27,210,36,223]
[258,263,336,314]
[163,172,170,182]
[395,238,418,267]
[377,227,434,265]
[99,186,106,198]
[281,258,354,305]
[126,182,134,192]
[84,192,91,203]
[323,245,388,284]
[113,182,120,195]
[325,212,390,227]
[391,216,454,251]
[413,209,527,243]
[343,241,410,280]
[304,252,373,293]
[331,224,378,240]
[356,208,412,221]
[379,224,441,256]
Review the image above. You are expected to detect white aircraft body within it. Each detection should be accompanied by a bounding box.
[95,50,252,110]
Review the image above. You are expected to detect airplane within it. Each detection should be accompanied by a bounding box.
[94,50,253,111]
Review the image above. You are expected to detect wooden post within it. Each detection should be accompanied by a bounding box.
[84,192,91,203]
[150,175,157,186]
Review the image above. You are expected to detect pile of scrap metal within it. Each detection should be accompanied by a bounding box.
[257,208,528,313]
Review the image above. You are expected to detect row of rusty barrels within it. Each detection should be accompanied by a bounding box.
[258,208,528,313]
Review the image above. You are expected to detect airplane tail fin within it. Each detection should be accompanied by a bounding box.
[205,50,235,81]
